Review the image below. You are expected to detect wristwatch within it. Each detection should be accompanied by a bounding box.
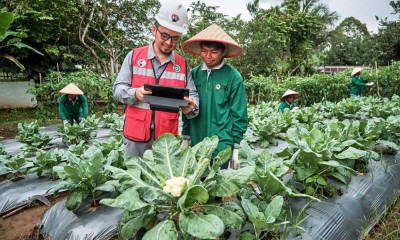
[188,105,197,115]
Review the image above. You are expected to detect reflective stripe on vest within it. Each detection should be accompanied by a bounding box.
[123,46,187,142]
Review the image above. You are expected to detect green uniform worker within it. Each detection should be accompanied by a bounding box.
[181,24,248,169]
[350,67,374,97]
[278,89,300,112]
[58,83,88,125]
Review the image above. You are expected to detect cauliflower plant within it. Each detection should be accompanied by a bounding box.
[163,176,190,197]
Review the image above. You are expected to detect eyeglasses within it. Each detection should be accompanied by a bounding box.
[156,26,181,43]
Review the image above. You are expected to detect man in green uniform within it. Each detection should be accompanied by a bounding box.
[181,24,248,169]
[278,89,300,112]
[350,67,374,97]
[58,83,88,126]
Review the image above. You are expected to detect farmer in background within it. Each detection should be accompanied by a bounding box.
[350,67,374,97]
[112,1,199,158]
[181,23,248,169]
[278,89,300,113]
[58,83,88,126]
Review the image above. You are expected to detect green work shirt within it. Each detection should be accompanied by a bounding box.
[58,94,88,120]
[278,101,295,112]
[350,76,368,96]
[182,62,248,158]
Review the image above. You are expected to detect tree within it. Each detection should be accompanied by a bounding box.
[374,0,400,64]
[0,11,43,72]
[76,0,159,80]
[323,17,372,66]
[232,0,337,77]
[0,0,159,80]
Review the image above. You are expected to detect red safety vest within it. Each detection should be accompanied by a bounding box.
[123,46,187,142]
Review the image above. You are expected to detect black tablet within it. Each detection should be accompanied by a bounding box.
[143,84,189,99]
[143,84,189,112]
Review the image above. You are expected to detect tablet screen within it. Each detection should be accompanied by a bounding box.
[144,84,189,99]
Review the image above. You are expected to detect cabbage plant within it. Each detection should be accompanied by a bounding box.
[100,134,255,240]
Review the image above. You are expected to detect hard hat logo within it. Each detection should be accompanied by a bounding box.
[171,14,180,22]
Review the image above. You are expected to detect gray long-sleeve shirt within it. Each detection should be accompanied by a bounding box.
[113,44,199,118]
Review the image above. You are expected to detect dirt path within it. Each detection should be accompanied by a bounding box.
[0,193,68,240]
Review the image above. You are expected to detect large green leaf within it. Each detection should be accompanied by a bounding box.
[105,165,147,188]
[203,202,246,229]
[63,165,83,183]
[177,185,209,211]
[137,185,176,203]
[206,147,231,179]
[66,190,88,211]
[257,171,286,197]
[0,12,13,36]
[179,212,224,239]
[238,140,259,168]
[12,42,44,55]
[208,166,255,197]
[142,220,178,240]
[100,188,148,211]
[293,164,316,181]
[255,150,277,177]
[335,147,367,160]
[178,146,196,177]
[125,156,162,188]
[191,135,219,162]
[120,210,155,240]
[150,134,182,182]
[241,198,268,230]
[264,196,283,223]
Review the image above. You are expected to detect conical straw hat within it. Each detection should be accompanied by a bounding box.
[181,23,243,58]
[59,83,84,95]
[351,67,363,76]
[280,89,300,101]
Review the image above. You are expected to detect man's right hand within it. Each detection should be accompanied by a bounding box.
[366,82,374,86]
[63,120,68,126]
[135,86,152,102]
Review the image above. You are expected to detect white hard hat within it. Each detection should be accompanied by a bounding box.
[155,1,188,33]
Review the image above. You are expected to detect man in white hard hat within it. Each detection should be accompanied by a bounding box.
[180,24,248,170]
[113,1,199,158]
[350,67,374,97]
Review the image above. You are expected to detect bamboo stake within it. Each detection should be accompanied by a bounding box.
[56,63,60,83]
[375,61,380,97]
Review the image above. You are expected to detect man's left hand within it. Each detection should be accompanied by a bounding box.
[181,97,196,114]
[79,118,86,127]
[231,148,239,170]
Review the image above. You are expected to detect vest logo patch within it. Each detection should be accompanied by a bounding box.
[216,84,221,90]
[138,59,146,67]
[173,65,180,72]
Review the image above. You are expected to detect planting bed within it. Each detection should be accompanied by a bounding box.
[1,96,400,240]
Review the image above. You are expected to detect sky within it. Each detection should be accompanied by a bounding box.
[161,0,398,33]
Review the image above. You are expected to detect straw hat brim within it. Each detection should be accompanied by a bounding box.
[181,24,244,58]
[59,83,84,95]
[280,90,300,101]
[351,67,363,76]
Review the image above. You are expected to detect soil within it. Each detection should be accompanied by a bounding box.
[0,192,68,240]
[0,123,18,140]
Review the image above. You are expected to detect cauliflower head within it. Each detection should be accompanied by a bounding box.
[163,176,190,197]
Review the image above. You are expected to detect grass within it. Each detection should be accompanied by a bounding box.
[0,105,124,139]
[366,197,400,239]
